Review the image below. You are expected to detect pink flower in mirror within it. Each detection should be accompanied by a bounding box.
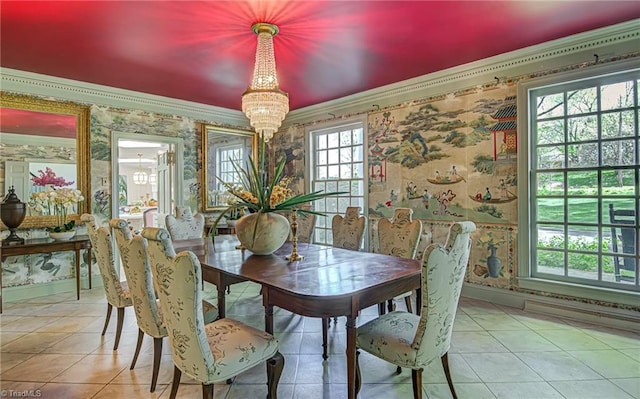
[31,167,74,187]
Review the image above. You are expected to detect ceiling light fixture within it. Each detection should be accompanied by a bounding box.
[241,22,289,142]
[132,153,148,185]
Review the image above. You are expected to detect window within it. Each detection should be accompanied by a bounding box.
[309,122,366,246]
[216,144,244,192]
[524,64,639,297]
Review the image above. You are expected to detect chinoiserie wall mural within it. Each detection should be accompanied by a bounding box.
[272,82,519,294]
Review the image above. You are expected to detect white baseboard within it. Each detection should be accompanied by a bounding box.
[462,283,640,333]
[3,275,103,304]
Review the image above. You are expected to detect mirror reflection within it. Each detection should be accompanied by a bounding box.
[0,92,90,229]
[201,125,256,212]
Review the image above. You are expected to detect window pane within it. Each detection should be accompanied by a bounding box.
[567,171,597,195]
[602,169,636,195]
[318,135,327,150]
[328,149,339,164]
[602,139,636,166]
[567,252,599,280]
[537,93,565,118]
[536,172,564,195]
[328,165,339,179]
[317,150,327,165]
[353,128,363,144]
[567,198,598,224]
[327,133,339,148]
[340,147,352,163]
[353,162,363,178]
[567,143,598,168]
[353,146,363,162]
[537,119,565,145]
[601,81,635,111]
[317,166,327,180]
[338,180,350,193]
[536,198,564,223]
[537,226,565,249]
[537,146,564,169]
[567,115,597,142]
[567,87,597,115]
[537,249,565,275]
[340,130,351,146]
[602,110,636,138]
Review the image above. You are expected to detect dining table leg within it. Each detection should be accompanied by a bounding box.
[346,315,357,399]
[216,279,226,319]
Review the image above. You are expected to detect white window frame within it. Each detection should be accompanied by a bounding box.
[517,58,640,307]
[215,143,244,192]
[306,117,368,248]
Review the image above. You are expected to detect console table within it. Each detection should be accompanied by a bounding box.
[0,235,92,312]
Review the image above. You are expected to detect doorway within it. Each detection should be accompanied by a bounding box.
[111,132,184,232]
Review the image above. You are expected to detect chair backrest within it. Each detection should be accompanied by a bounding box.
[142,227,215,382]
[143,207,158,228]
[412,221,476,365]
[332,206,366,250]
[110,218,165,338]
[165,206,205,240]
[608,203,636,253]
[290,212,316,244]
[377,208,422,259]
[80,214,129,307]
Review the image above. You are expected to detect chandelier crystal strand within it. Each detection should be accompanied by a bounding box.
[241,23,289,142]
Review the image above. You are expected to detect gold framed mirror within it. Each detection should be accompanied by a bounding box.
[201,124,257,212]
[0,92,91,229]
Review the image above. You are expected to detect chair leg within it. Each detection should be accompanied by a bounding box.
[411,368,423,399]
[266,351,284,399]
[404,295,413,314]
[441,352,458,399]
[202,383,213,399]
[321,317,329,360]
[150,337,163,392]
[378,302,386,316]
[355,350,362,395]
[387,298,394,313]
[113,307,125,350]
[130,329,144,369]
[101,303,113,336]
[170,366,182,399]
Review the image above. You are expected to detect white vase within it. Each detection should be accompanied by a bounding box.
[49,230,76,241]
[235,212,290,255]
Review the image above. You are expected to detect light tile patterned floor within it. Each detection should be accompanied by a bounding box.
[1,283,639,398]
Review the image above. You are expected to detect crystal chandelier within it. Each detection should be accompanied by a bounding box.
[241,22,289,142]
[132,153,148,185]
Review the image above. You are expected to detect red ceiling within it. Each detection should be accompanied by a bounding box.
[1,1,639,111]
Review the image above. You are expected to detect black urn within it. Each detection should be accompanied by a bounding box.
[1,186,27,245]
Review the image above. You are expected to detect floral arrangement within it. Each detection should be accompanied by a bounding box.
[476,232,507,250]
[214,135,344,227]
[31,167,74,187]
[30,187,84,232]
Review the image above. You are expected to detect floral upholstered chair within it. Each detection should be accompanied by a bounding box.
[81,214,132,351]
[165,206,206,240]
[142,227,284,399]
[355,221,476,399]
[110,219,218,392]
[331,206,366,250]
[377,208,422,314]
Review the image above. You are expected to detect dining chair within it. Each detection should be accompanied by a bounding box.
[143,207,158,228]
[331,206,366,250]
[165,206,206,240]
[110,219,219,392]
[81,214,132,351]
[321,206,367,359]
[142,227,284,399]
[288,211,316,243]
[377,207,422,314]
[354,221,476,399]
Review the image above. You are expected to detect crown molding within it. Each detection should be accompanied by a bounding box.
[0,68,249,127]
[284,19,640,126]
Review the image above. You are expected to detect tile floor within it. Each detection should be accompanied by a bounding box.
[1,282,639,399]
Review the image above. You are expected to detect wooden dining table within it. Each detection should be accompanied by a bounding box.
[177,237,421,399]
